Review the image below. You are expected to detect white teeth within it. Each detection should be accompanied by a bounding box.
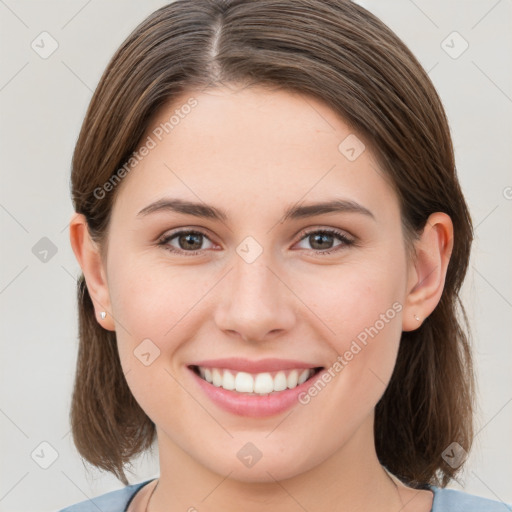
[274,371,288,391]
[196,366,317,394]
[235,372,254,393]
[212,368,223,387]
[254,373,274,394]
[222,370,236,390]
[298,369,310,385]
[287,369,298,389]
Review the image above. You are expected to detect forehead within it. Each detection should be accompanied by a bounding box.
[111,85,399,225]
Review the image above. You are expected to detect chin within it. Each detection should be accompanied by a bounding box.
[197,442,323,484]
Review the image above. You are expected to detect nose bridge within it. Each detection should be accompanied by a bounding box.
[213,246,295,341]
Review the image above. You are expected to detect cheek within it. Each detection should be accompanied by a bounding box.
[105,254,216,416]
[297,253,405,345]
[297,253,406,404]
[107,258,198,428]
[107,252,199,342]
[105,254,183,389]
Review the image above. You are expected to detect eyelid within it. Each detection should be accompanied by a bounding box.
[292,226,355,254]
[157,228,217,252]
[295,225,354,243]
[157,225,355,256]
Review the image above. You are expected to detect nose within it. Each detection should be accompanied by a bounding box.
[213,252,296,343]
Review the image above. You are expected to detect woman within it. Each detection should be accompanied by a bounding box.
[60,0,511,511]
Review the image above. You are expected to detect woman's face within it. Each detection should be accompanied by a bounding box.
[100,85,414,482]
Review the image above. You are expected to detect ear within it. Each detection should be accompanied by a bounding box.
[69,212,115,331]
[402,212,454,332]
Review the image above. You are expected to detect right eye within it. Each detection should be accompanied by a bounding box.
[158,229,216,255]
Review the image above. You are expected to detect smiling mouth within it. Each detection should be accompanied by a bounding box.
[189,365,324,395]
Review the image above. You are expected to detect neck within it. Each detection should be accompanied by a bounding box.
[150,416,406,512]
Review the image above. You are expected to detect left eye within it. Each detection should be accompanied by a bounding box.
[158,228,353,255]
[294,229,354,254]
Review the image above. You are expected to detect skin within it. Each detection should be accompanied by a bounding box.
[70,84,453,512]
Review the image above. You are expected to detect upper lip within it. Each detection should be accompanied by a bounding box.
[188,358,322,374]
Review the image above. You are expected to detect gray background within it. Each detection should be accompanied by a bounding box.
[0,1,511,511]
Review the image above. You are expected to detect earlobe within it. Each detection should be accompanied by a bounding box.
[402,212,454,332]
[69,212,115,331]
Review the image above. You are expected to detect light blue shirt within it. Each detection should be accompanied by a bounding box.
[57,478,512,512]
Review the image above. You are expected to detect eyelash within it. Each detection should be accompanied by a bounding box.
[157,228,355,256]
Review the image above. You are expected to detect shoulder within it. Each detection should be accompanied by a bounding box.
[56,478,157,512]
[430,485,512,512]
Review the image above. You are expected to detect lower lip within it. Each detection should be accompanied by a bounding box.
[188,367,323,417]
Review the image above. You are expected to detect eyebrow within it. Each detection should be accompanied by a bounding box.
[137,197,375,222]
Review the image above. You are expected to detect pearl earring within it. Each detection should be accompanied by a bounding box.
[414,314,420,321]
[100,311,107,320]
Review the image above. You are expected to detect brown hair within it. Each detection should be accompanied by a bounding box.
[70,0,475,488]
